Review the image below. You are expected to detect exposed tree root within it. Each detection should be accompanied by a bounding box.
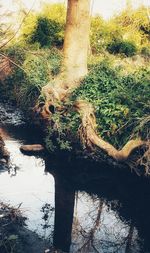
[75,100,147,161]
[35,77,81,119]
[36,89,147,163]
[135,143,150,174]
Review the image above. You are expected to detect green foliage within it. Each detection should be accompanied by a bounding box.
[30,17,63,47]
[112,6,150,48]
[46,47,62,75]
[90,6,149,55]
[72,61,150,147]
[3,43,26,63]
[1,2,149,153]
[90,16,107,53]
[90,16,123,54]
[1,46,62,110]
[20,13,37,44]
[107,39,137,57]
[41,3,66,24]
[141,46,150,58]
[19,3,149,56]
[20,3,66,48]
[45,104,80,152]
[44,61,149,151]
[23,53,49,86]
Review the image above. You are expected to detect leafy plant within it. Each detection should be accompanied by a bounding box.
[72,61,150,147]
[141,46,150,58]
[45,102,80,152]
[0,46,62,110]
[30,17,64,48]
[107,39,137,57]
[20,3,66,48]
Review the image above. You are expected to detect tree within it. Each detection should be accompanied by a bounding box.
[39,0,91,117]
[36,0,148,165]
[63,0,90,82]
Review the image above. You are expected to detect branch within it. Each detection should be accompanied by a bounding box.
[0,0,36,50]
[0,53,26,72]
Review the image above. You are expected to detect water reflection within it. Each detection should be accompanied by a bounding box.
[0,137,55,239]
[45,157,150,253]
[54,174,75,252]
[71,193,140,253]
[0,123,150,252]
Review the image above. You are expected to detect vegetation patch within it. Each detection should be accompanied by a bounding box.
[0,202,26,253]
[0,46,62,110]
[72,61,150,148]
[107,39,137,57]
[0,2,149,169]
[0,202,51,253]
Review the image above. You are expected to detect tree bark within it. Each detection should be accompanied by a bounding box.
[38,0,91,116]
[62,0,91,84]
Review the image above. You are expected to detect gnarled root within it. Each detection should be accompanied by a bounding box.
[34,83,147,163]
[34,76,83,120]
[75,100,147,161]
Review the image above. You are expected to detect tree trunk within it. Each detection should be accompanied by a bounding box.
[39,0,91,116]
[62,0,90,84]
[36,0,148,166]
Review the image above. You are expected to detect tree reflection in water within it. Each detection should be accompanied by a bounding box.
[53,174,75,252]
[71,193,141,253]
[45,157,150,253]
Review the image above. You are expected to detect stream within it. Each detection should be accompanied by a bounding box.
[0,102,150,253]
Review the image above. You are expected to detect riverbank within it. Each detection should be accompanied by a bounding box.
[0,102,52,253]
[0,101,150,252]
[0,202,52,253]
[1,39,149,171]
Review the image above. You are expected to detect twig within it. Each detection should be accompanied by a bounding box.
[0,53,26,73]
[0,0,36,50]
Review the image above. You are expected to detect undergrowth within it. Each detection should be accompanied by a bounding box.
[0,46,62,110]
[72,61,150,148]
[44,60,150,152]
[1,44,149,153]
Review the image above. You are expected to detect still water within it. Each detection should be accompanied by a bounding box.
[0,103,150,253]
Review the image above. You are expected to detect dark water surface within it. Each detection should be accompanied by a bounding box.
[0,103,150,253]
